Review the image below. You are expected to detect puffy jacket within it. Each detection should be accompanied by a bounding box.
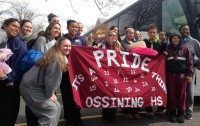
[166,34,194,76]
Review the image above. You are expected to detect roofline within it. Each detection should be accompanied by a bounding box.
[103,0,142,24]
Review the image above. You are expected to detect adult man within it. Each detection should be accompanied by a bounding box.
[179,24,200,120]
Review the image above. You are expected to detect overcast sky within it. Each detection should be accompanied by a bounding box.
[29,0,137,33]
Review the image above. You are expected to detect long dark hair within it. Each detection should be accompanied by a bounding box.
[1,18,19,29]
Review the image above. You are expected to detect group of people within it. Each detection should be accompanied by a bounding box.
[84,23,200,124]
[0,12,200,126]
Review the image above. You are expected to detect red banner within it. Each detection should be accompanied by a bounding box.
[68,46,167,108]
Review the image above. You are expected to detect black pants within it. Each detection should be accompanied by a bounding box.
[60,72,81,122]
[0,81,20,126]
[121,108,139,114]
[146,107,153,112]
[102,108,116,120]
[25,105,39,126]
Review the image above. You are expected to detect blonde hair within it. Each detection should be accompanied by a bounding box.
[35,37,68,72]
[106,30,122,51]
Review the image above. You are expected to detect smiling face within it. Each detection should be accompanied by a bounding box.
[50,23,61,38]
[159,31,166,41]
[171,35,181,46]
[77,23,84,35]
[112,26,119,34]
[59,39,71,55]
[180,25,189,37]
[126,29,135,40]
[148,28,157,41]
[134,31,141,40]
[67,22,78,35]
[107,30,117,45]
[21,22,32,36]
[4,21,20,37]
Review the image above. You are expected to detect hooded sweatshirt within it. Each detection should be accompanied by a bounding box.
[166,33,193,76]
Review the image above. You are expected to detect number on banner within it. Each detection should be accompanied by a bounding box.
[104,71,110,75]
[142,82,148,87]
[151,87,156,92]
[104,81,109,87]
[123,77,128,82]
[126,87,132,93]
[89,85,96,92]
[113,79,118,84]
[114,88,120,93]
[134,87,140,92]
[131,70,136,74]
[134,79,137,83]
[91,76,98,82]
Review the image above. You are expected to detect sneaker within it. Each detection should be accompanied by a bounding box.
[177,114,185,123]
[169,111,176,123]
[185,114,192,120]
[122,113,133,119]
[169,116,176,123]
[132,114,141,120]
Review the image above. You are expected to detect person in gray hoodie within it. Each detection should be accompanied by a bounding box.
[179,25,200,120]
[19,37,71,126]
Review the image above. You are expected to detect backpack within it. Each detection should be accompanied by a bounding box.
[17,50,43,73]
[27,36,49,50]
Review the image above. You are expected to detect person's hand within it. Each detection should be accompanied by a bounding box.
[50,94,57,102]
[0,53,7,60]
[186,76,192,83]
[93,45,98,48]
[163,51,168,56]
[6,82,14,87]
[0,76,5,80]
[0,67,5,80]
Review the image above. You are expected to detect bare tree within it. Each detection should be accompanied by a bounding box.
[119,0,158,33]
[0,0,15,20]
[93,0,123,16]
[0,0,46,39]
[45,0,124,16]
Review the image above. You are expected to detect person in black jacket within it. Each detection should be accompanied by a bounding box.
[166,33,194,123]
[143,24,164,119]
